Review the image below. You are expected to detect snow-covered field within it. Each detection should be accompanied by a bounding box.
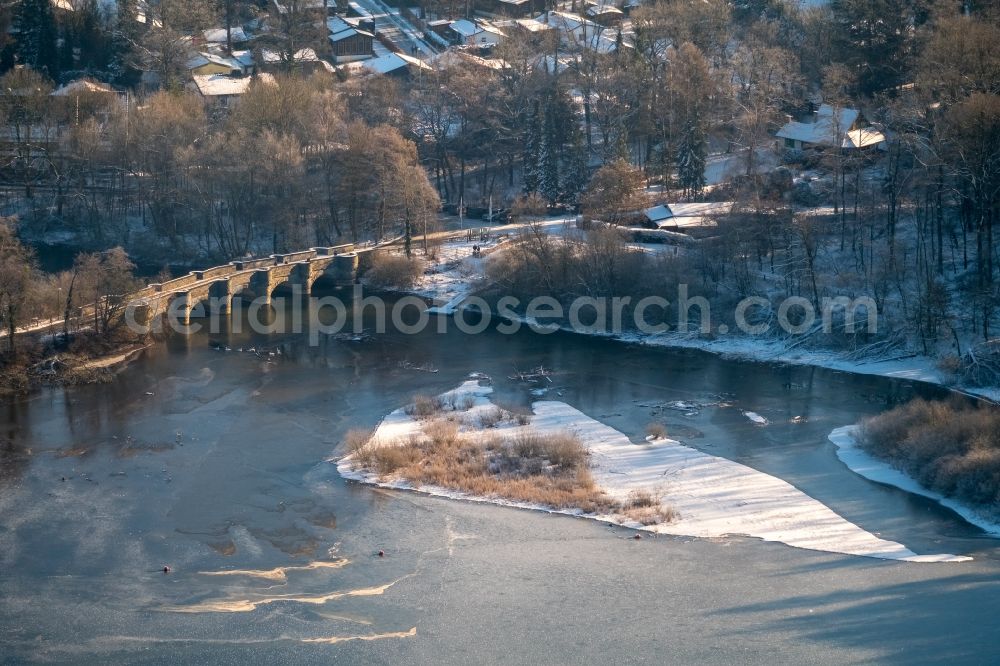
[337,379,971,562]
[829,426,1000,537]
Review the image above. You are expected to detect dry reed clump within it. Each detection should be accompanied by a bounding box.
[405,394,445,419]
[352,420,618,513]
[858,397,1000,516]
[476,406,510,428]
[645,422,667,439]
[619,489,678,525]
[350,415,681,522]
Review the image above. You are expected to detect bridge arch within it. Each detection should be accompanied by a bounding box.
[270,263,313,299]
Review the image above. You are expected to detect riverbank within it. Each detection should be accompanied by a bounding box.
[401,237,1000,404]
[337,379,970,562]
[0,339,151,396]
[829,425,1000,537]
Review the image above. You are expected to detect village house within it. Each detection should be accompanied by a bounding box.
[187,51,250,77]
[343,52,433,78]
[585,2,624,26]
[776,104,886,151]
[260,48,334,74]
[328,16,376,63]
[640,202,734,231]
[191,73,275,109]
[448,19,506,48]
[536,10,630,53]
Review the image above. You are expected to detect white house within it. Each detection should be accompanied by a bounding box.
[449,19,506,47]
[776,104,885,150]
[535,11,630,53]
[191,73,275,108]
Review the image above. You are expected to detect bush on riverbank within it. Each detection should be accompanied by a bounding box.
[858,398,1000,516]
[365,253,425,290]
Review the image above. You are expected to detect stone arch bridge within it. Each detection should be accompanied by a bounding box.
[129,242,390,325]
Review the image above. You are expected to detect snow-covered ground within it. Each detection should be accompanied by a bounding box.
[412,240,495,314]
[337,379,971,562]
[829,426,1000,537]
[704,148,779,186]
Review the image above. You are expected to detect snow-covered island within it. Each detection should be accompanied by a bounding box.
[337,378,971,563]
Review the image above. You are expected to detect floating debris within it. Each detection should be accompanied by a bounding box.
[743,411,769,425]
[509,366,554,383]
[666,400,701,412]
[398,360,438,373]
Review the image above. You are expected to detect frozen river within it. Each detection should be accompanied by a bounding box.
[1,296,998,663]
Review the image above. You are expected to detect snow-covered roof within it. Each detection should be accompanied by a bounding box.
[514,18,553,32]
[644,202,732,228]
[233,50,255,68]
[274,0,335,13]
[188,51,245,72]
[776,104,861,148]
[539,10,599,33]
[586,3,623,17]
[844,127,886,149]
[329,26,374,42]
[431,49,508,70]
[51,79,116,96]
[479,21,506,37]
[355,52,433,75]
[261,48,321,63]
[327,16,364,32]
[450,19,480,38]
[192,74,254,97]
[203,27,248,43]
[643,204,671,223]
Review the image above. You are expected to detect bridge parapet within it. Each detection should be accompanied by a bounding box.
[277,250,318,264]
[153,273,199,293]
[233,257,275,271]
[313,244,355,256]
[195,265,235,281]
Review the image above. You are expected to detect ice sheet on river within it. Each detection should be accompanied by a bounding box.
[338,381,970,562]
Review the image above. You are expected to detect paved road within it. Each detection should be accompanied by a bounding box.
[353,0,438,58]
